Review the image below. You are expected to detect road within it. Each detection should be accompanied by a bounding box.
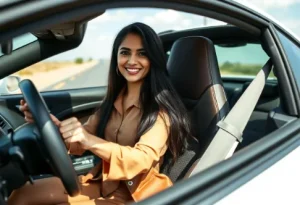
[44,61,110,91]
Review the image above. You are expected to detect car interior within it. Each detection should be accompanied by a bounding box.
[0,5,298,202]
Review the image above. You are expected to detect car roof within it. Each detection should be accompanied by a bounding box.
[232,0,300,41]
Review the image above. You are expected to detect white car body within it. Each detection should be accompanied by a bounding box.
[218,146,300,204]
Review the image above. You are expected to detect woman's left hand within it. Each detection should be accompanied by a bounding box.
[59,117,94,150]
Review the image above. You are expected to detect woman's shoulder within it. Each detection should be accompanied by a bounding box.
[157,111,171,127]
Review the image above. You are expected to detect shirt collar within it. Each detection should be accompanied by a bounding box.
[114,87,140,115]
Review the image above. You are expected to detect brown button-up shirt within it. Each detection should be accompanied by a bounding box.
[67,88,170,201]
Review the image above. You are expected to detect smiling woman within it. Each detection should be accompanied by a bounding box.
[7,21,193,205]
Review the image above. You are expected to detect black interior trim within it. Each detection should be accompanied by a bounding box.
[0,23,86,79]
[136,119,300,205]
[56,101,101,119]
[161,25,260,52]
[270,25,300,116]
[0,0,269,43]
[263,27,299,116]
[262,27,298,116]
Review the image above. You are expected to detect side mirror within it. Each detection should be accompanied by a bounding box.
[0,76,21,95]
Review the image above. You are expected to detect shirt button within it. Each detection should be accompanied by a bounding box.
[127,181,133,186]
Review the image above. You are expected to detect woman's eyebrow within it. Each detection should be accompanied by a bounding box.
[120,47,130,51]
[119,47,145,51]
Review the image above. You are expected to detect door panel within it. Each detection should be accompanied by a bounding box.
[1,86,107,174]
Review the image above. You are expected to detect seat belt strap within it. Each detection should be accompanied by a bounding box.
[217,121,243,142]
[188,59,273,176]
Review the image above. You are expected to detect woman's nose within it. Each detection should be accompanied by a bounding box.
[128,55,138,65]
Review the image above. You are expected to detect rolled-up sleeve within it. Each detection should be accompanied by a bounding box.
[102,113,169,181]
[67,111,100,156]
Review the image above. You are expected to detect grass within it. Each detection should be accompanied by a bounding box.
[219,61,275,77]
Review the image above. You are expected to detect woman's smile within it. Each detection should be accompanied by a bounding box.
[125,67,142,75]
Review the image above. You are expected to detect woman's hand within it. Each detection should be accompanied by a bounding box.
[20,100,93,151]
[60,117,94,150]
[20,99,61,126]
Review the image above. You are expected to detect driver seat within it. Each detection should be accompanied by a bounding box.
[161,36,229,182]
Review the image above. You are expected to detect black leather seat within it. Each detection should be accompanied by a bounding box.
[162,36,229,182]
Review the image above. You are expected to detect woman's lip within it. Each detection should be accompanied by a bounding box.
[125,67,141,75]
[125,67,141,70]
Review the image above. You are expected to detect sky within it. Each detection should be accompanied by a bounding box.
[6,0,299,63]
[47,8,226,61]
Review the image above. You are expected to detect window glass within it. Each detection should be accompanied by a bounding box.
[2,8,226,95]
[276,30,300,90]
[215,43,271,78]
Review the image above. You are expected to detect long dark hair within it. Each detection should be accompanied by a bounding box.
[97,22,192,163]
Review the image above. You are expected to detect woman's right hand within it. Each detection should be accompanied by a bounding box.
[20,99,61,126]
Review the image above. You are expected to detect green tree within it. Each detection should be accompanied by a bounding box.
[75,57,83,64]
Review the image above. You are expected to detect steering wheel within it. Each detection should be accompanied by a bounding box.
[19,79,80,196]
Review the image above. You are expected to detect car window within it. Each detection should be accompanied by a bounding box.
[276,30,300,90]
[3,8,226,95]
[214,43,272,78]
[0,33,37,57]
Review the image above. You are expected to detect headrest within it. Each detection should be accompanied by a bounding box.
[167,36,222,100]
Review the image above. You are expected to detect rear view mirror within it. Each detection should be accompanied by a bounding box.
[0,76,21,95]
[1,40,13,55]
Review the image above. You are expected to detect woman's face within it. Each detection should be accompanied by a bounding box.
[117,33,150,83]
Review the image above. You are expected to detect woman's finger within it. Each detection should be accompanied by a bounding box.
[60,122,81,138]
[60,117,78,127]
[24,116,34,123]
[64,135,80,144]
[50,114,61,127]
[62,130,74,139]
[24,111,33,118]
[19,104,30,112]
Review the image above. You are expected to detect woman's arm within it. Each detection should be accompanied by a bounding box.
[86,113,170,180]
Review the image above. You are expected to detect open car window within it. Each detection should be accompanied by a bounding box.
[215,43,272,78]
[2,8,226,95]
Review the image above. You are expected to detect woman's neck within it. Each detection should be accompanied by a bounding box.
[126,81,142,98]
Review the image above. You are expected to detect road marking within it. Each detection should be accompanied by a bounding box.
[54,82,65,89]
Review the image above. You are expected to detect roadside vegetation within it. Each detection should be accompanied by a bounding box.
[16,58,95,76]
[219,61,275,77]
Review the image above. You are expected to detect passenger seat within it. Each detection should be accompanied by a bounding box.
[161,36,229,182]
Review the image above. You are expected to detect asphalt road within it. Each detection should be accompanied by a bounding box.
[44,61,110,91]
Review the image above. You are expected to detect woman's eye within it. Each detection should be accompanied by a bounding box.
[120,51,129,55]
[139,52,147,57]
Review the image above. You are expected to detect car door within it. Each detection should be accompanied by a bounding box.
[0,32,109,175]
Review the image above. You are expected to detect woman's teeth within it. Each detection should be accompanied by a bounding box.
[126,68,139,72]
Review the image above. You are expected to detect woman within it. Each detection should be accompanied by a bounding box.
[8,22,192,205]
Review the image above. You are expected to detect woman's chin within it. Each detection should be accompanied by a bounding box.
[124,76,144,84]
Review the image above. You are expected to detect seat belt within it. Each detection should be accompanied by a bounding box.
[188,59,273,176]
